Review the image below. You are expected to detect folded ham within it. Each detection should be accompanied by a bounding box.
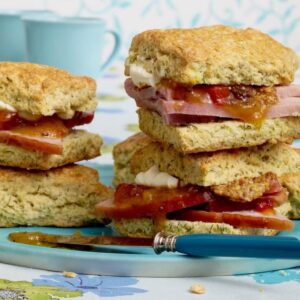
[125,79,300,125]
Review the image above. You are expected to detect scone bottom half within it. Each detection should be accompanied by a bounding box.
[0,165,113,227]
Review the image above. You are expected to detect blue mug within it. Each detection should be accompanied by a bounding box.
[0,10,26,61]
[23,16,121,78]
[0,10,55,61]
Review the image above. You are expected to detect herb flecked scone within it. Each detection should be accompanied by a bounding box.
[125,25,298,86]
[0,62,96,118]
[130,140,300,186]
[113,132,151,186]
[0,165,113,227]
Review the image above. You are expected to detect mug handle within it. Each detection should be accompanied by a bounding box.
[99,30,121,74]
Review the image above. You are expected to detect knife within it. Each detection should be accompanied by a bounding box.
[8,231,300,259]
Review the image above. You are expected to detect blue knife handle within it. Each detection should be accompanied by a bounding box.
[175,234,300,259]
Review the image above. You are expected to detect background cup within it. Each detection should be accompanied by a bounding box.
[0,10,55,62]
[0,10,26,61]
[23,17,121,78]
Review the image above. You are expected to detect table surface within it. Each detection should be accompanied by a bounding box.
[0,63,299,299]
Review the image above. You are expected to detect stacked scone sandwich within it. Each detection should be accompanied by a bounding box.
[96,25,300,237]
[0,62,112,227]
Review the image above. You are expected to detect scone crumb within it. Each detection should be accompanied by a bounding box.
[279,270,288,276]
[63,271,77,278]
[190,284,206,294]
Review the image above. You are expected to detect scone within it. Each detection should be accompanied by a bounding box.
[0,62,101,169]
[113,132,152,186]
[97,136,299,237]
[124,25,300,153]
[114,135,300,186]
[0,165,113,227]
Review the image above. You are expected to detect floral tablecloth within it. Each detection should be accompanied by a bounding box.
[0,262,299,299]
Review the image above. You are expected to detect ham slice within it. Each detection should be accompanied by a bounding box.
[125,79,300,125]
[0,131,63,154]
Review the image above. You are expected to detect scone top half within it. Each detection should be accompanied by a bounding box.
[96,134,299,236]
[0,62,97,155]
[124,25,300,127]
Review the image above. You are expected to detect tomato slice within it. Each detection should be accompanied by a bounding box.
[95,184,211,219]
[169,209,294,231]
[205,86,230,105]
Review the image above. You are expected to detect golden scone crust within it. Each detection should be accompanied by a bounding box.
[113,202,291,238]
[211,172,278,202]
[138,109,300,154]
[280,172,300,219]
[125,25,299,86]
[0,130,102,170]
[131,142,300,186]
[113,132,152,186]
[0,165,113,227]
[113,218,278,237]
[0,62,97,118]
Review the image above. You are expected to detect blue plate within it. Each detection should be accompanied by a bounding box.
[0,165,299,277]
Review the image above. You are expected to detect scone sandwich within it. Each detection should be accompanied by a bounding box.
[0,165,113,227]
[96,134,300,237]
[124,25,300,153]
[0,62,101,169]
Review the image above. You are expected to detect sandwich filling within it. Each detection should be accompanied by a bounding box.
[125,65,300,126]
[96,167,293,232]
[0,109,94,154]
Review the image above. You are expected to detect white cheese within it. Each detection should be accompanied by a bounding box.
[0,100,16,112]
[135,165,178,188]
[129,63,158,87]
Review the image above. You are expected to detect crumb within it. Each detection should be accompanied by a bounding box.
[259,288,264,292]
[279,270,288,276]
[190,284,206,294]
[63,271,77,278]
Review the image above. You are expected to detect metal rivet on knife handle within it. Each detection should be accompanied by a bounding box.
[153,233,177,254]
